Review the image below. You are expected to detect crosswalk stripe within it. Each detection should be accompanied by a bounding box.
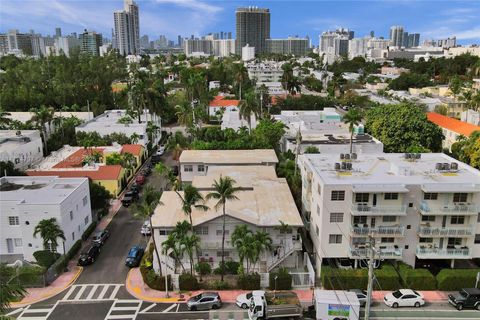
[105,299,142,320]
[162,304,177,313]
[140,303,156,313]
[73,285,87,300]
[63,285,77,300]
[97,284,110,299]
[109,284,122,300]
[85,284,99,300]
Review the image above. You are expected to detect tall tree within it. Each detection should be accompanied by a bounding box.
[342,107,364,154]
[239,91,259,132]
[30,105,55,153]
[175,184,209,234]
[206,176,241,281]
[33,218,66,252]
[0,107,12,129]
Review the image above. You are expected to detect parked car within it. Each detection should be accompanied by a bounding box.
[122,191,139,207]
[384,289,425,308]
[77,245,100,266]
[135,175,145,185]
[156,145,165,156]
[151,155,161,165]
[141,221,151,236]
[92,229,109,246]
[236,290,265,309]
[129,184,140,195]
[448,288,480,310]
[336,258,353,269]
[187,292,222,311]
[125,246,144,267]
[349,289,369,307]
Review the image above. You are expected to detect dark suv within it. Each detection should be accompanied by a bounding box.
[448,288,480,310]
[122,191,139,207]
[77,245,100,266]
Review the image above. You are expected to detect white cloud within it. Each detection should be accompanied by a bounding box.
[155,0,223,14]
[422,26,480,40]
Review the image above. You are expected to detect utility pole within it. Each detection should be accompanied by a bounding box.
[365,235,376,320]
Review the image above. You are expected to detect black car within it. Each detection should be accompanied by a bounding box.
[122,191,139,207]
[77,246,100,266]
[448,288,480,310]
[151,155,161,165]
[125,246,144,267]
[172,165,179,176]
[92,229,109,246]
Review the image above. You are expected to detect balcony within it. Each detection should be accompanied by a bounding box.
[350,246,403,259]
[418,226,474,237]
[350,204,407,216]
[416,246,471,259]
[417,202,480,216]
[351,225,405,237]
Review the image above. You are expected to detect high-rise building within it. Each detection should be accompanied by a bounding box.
[389,25,404,47]
[183,39,213,56]
[348,37,369,59]
[54,36,80,57]
[266,37,309,56]
[79,30,102,56]
[158,35,168,48]
[113,0,140,55]
[437,37,456,48]
[2,30,33,55]
[213,39,236,57]
[407,33,420,48]
[235,7,270,55]
[177,35,183,47]
[55,27,62,38]
[228,32,232,39]
[319,28,353,54]
[140,35,149,49]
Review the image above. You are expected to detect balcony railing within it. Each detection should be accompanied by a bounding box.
[418,226,474,237]
[351,204,407,216]
[350,247,403,259]
[416,246,471,259]
[351,225,405,236]
[417,202,480,216]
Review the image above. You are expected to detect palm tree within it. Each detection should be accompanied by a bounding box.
[181,233,201,275]
[175,103,193,127]
[122,152,137,176]
[206,176,241,281]
[239,91,259,132]
[250,231,272,272]
[161,233,186,273]
[175,184,209,234]
[33,218,66,252]
[30,105,55,153]
[342,107,364,154]
[0,266,26,313]
[233,63,248,100]
[154,163,179,190]
[146,121,160,146]
[0,107,12,129]
[232,225,253,273]
[130,132,140,144]
[281,64,301,95]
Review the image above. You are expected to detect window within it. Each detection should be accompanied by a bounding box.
[448,238,462,246]
[329,234,342,244]
[423,193,438,200]
[69,211,73,220]
[353,216,367,225]
[14,238,22,247]
[384,193,398,200]
[217,251,229,257]
[159,229,172,236]
[195,226,208,235]
[419,237,433,243]
[197,165,205,172]
[184,165,193,172]
[216,229,230,236]
[475,234,480,244]
[382,216,396,222]
[421,215,435,222]
[330,212,344,223]
[355,193,369,203]
[317,184,321,195]
[82,196,88,206]
[15,158,20,164]
[84,216,89,225]
[331,190,345,201]
[8,216,19,225]
[453,193,468,203]
[72,232,75,241]
[352,237,366,245]
[451,216,465,225]
[381,237,394,243]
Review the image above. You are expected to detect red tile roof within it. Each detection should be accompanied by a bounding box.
[53,148,105,169]
[27,165,123,181]
[427,112,480,137]
[209,99,240,107]
[121,144,144,156]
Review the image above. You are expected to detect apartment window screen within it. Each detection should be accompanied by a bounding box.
[453,193,467,203]
[329,234,342,244]
[8,216,19,225]
[450,216,465,225]
[331,190,345,201]
[355,193,369,203]
[423,193,438,200]
[330,212,344,223]
[184,165,193,172]
[384,193,398,200]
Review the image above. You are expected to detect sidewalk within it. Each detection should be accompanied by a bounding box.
[11,261,82,308]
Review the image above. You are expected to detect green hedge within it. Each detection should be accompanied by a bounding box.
[436,269,480,291]
[398,263,436,290]
[374,265,402,290]
[179,273,199,291]
[238,273,261,290]
[81,221,97,241]
[321,266,369,290]
[269,268,292,290]
[33,250,60,268]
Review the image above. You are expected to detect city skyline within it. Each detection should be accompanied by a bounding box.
[1,0,479,45]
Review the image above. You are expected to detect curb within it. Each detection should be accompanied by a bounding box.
[11,266,83,308]
[125,268,184,303]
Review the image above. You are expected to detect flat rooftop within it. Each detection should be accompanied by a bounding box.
[179,149,278,165]
[0,130,41,153]
[152,166,302,228]
[0,176,87,205]
[301,153,480,191]
[287,132,380,145]
[76,109,150,129]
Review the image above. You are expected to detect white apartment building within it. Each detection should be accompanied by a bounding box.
[247,61,284,84]
[242,44,255,61]
[152,152,304,275]
[75,109,161,146]
[0,130,44,170]
[179,149,278,182]
[299,152,480,273]
[348,38,369,59]
[0,176,92,263]
[213,39,236,57]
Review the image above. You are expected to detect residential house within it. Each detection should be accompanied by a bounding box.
[427,112,480,150]
[0,130,44,170]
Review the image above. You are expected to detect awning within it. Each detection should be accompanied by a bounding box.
[421,184,480,193]
[352,184,409,193]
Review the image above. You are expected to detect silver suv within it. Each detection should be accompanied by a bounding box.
[187,292,222,311]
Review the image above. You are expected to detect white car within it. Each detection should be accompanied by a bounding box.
[141,221,151,236]
[236,290,265,309]
[384,289,425,308]
[156,145,165,156]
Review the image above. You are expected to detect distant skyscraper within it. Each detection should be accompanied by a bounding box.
[113,0,140,55]
[389,25,404,47]
[79,30,102,56]
[402,32,409,47]
[437,37,456,48]
[235,7,270,54]
[228,32,232,39]
[370,31,375,38]
[407,33,420,47]
[55,27,62,38]
[140,35,149,49]
[158,35,167,48]
[177,35,183,47]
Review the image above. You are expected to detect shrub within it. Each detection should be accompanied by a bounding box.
[374,265,402,290]
[269,268,292,290]
[33,250,60,268]
[436,269,480,291]
[195,262,212,276]
[211,280,229,290]
[179,273,199,291]
[225,261,240,275]
[238,273,261,290]
[145,269,172,291]
[321,266,368,290]
[81,221,97,241]
[398,263,436,290]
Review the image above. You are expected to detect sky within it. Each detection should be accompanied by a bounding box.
[1,0,479,45]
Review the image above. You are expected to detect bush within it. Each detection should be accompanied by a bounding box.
[195,262,211,276]
[321,266,369,290]
[179,273,199,291]
[33,250,60,268]
[269,268,292,290]
[398,263,436,290]
[145,269,172,291]
[225,261,240,275]
[436,269,480,291]
[374,265,402,290]
[238,273,261,290]
[81,221,97,241]
[211,280,229,290]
